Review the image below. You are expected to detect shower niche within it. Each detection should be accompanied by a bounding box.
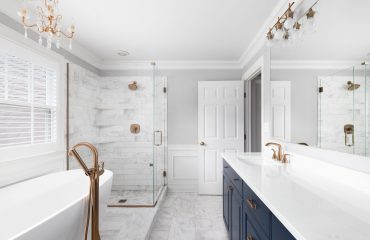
[67,63,167,206]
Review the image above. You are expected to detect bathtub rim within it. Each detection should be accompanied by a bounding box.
[8,169,113,240]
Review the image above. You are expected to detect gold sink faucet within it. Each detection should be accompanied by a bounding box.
[265,142,289,163]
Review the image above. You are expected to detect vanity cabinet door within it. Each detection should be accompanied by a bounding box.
[231,190,243,240]
[223,174,231,231]
[271,215,296,240]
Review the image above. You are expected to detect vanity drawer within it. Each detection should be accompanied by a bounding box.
[223,160,242,194]
[243,182,271,238]
[246,219,269,240]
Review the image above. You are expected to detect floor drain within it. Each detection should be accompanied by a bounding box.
[118,199,127,204]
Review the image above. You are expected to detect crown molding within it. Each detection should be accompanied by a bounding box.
[99,60,243,70]
[238,0,304,69]
[271,60,361,70]
[0,12,102,70]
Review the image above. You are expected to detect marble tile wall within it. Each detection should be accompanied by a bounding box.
[318,75,368,155]
[69,69,167,191]
[68,64,100,168]
[98,76,155,191]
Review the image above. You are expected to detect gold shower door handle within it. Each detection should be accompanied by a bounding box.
[154,130,163,146]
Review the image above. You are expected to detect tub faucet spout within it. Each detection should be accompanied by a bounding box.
[69,142,104,240]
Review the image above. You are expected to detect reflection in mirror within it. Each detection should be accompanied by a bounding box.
[269,0,370,156]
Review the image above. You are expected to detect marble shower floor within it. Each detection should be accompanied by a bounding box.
[149,193,229,240]
[101,187,167,240]
[107,190,155,206]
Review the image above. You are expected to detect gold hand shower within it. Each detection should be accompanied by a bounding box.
[69,142,104,240]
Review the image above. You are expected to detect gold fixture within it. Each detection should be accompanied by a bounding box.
[18,0,75,50]
[282,153,290,164]
[344,124,354,147]
[247,235,255,240]
[130,124,140,134]
[246,198,257,209]
[347,81,360,90]
[69,142,104,240]
[266,1,320,45]
[265,142,285,162]
[298,142,309,146]
[128,81,138,90]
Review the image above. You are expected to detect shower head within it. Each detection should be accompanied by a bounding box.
[347,81,360,90]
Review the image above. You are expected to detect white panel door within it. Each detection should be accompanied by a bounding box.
[270,81,291,141]
[198,81,244,195]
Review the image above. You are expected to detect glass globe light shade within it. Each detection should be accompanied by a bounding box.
[274,28,284,40]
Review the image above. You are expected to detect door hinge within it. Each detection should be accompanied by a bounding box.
[163,87,167,93]
[244,92,246,98]
[163,170,167,177]
[319,86,323,93]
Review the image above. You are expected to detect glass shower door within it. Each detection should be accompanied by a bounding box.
[152,64,167,204]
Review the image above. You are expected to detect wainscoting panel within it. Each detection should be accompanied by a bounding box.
[168,145,199,192]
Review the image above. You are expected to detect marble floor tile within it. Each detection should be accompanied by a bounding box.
[101,187,167,240]
[108,190,154,206]
[149,193,228,240]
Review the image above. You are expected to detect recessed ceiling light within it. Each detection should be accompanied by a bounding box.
[117,50,129,57]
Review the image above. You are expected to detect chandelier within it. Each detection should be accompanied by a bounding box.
[266,1,319,47]
[18,0,75,50]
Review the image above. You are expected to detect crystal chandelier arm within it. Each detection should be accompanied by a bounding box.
[21,16,38,28]
[57,30,74,39]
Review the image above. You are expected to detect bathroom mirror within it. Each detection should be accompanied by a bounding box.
[269,0,370,156]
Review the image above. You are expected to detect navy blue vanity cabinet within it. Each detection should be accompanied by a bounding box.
[243,181,271,239]
[223,174,231,231]
[223,158,296,240]
[230,188,243,240]
[271,215,295,240]
[223,160,243,240]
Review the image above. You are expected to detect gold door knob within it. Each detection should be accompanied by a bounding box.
[200,142,205,146]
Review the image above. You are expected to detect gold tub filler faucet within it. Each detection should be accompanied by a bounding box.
[69,142,104,240]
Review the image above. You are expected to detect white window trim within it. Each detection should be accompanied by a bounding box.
[0,26,66,163]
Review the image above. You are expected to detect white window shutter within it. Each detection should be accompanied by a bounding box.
[0,53,57,148]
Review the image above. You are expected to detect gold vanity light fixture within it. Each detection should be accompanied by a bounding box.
[18,0,75,50]
[266,0,320,47]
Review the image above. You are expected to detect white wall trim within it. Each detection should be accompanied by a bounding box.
[271,60,361,70]
[167,144,198,192]
[99,60,242,70]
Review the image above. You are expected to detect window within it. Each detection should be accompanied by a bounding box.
[0,52,57,148]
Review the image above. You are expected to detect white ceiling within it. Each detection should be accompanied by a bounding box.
[271,0,370,61]
[0,0,278,62]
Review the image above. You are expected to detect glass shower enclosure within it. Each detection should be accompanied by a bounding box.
[318,62,368,156]
[67,62,167,207]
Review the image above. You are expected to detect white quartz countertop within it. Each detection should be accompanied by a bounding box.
[222,152,370,240]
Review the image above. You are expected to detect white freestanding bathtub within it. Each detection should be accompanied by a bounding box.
[0,169,113,240]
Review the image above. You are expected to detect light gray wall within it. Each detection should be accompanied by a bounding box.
[271,69,335,146]
[101,69,242,145]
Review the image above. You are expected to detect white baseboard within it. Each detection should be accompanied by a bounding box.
[167,144,198,193]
